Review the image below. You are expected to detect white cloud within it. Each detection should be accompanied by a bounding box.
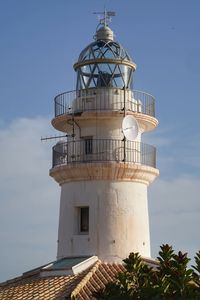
[140,125,200,261]
[143,127,174,147]
[0,117,60,282]
[144,127,200,178]
[149,177,200,261]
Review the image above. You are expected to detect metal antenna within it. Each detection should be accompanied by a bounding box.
[93,8,116,27]
[41,134,74,142]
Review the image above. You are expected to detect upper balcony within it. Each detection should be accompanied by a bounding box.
[54,88,155,118]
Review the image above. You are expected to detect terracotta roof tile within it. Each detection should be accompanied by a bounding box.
[72,262,125,300]
[0,271,87,300]
[0,259,157,299]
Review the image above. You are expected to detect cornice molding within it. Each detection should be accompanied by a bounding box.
[50,162,159,186]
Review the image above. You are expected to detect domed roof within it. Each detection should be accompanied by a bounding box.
[77,26,133,63]
[78,40,132,63]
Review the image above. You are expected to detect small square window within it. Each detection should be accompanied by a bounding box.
[78,207,89,234]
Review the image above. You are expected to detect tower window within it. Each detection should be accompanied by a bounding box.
[83,137,93,155]
[79,207,89,234]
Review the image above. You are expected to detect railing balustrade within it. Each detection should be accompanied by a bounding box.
[52,139,156,168]
[54,88,155,117]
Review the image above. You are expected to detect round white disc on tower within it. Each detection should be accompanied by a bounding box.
[122,115,139,141]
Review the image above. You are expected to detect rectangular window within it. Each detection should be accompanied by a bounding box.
[84,138,93,155]
[81,136,93,155]
[79,207,89,234]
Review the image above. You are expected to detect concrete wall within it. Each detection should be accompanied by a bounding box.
[71,117,141,142]
[57,180,150,262]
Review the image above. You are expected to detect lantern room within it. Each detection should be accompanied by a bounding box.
[73,25,137,91]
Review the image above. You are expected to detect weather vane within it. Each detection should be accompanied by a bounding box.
[93,8,116,27]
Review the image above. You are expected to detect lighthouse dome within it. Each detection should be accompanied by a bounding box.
[78,36,132,63]
[74,26,136,90]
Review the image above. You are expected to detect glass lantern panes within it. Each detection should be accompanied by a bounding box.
[77,63,133,89]
[76,40,134,90]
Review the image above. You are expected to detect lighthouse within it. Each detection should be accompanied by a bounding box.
[50,13,159,262]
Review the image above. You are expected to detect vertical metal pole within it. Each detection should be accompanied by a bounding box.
[72,92,75,162]
[123,86,126,162]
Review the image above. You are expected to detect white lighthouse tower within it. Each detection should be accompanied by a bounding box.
[50,13,159,262]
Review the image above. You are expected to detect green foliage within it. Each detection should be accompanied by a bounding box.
[192,251,200,290]
[94,245,200,300]
[156,244,196,299]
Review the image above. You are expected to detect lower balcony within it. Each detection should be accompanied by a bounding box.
[52,139,156,169]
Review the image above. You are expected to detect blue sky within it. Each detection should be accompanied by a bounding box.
[0,0,200,281]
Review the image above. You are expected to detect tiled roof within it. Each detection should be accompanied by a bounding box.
[0,259,157,300]
[0,269,88,300]
[71,261,125,300]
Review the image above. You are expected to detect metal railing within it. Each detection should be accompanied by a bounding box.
[52,139,156,168]
[54,88,155,117]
